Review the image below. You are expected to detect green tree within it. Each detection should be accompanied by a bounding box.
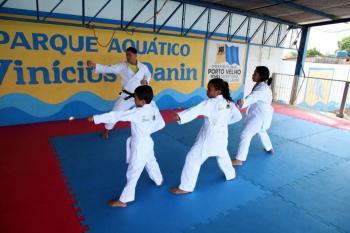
[337,36,350,55]
[307,47,322,57]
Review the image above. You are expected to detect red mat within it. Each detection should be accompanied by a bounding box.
[273,104,350,131]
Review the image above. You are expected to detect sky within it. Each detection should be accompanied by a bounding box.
[307,22,350,55]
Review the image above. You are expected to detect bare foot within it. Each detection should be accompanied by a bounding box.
[170,187,190,195]
[101,129,109,139]
[264,148,275,154]
[108,200,127,208]
[173,114,180,121]
[232,159,243,166]
[157,180,164,186]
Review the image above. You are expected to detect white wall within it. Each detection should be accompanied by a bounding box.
[244,45,290,97]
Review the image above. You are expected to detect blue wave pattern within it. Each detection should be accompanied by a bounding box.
[0,92,116,117]
[0,87,244,126]
[0,89,201,126]
[298,101,350,112]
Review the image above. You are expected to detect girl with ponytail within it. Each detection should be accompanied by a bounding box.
[207,78,233,102]
[171,78,242,194]
[232,66,275,166]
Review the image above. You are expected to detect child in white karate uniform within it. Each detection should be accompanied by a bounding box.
[171,78,242,194]
[89,85,164,207]
[232,66,274,166]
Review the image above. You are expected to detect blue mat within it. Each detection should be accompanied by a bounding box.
[51,114,350,233]
[278,160,350,233]
[235,140,344,191]
[268,117,334,140]
[294,128,350,159]
[182,194,340,233]
[52,130,267,233]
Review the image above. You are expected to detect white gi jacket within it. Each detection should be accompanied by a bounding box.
[242,82,273,130]
[93,101,165,164]
[178,95,242,157]
[95,61,151,97]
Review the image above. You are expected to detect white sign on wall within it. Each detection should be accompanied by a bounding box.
[206,40,247,86]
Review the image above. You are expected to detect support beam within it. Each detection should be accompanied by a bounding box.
[121,0,124,29]
[157,2,182,33]
[181,3,186,35]
[228,16,248,41]
[42,0,64,21]
[208,12,230,38]
[246,17,251,42]
[82,0,85,26]
[124,0,152,30]
[276,24,282,46]
[226,13,232,40]
[153,0,157,32]
[290,27,309,105]
[262,20,267,44]
[277,26,293,47]
[294,27,309,76]
[87,0,111,25]
[184,7,208,36]
[36,0,39,20]
[264,23,280,45]
[0,0,8,8]
[294,29,302,43]
[248,20,265,43]
[288,28,302,48]
[205,8,211,38]
[337,82,350,118]
[289,29,294,48]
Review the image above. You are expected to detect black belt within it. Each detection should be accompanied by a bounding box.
[119,89,135,100]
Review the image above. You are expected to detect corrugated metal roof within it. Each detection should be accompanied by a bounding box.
[190,0,350,25]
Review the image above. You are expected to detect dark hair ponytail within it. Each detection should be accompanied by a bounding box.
[222,81,233,102]
[255,66,272,86]
[208,78,233,102]
[267,77,273,86]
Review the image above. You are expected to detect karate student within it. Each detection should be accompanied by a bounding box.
[88,85,164,208]
[87,47,151,139]
[171,78,242,194]
[232,66,274,166]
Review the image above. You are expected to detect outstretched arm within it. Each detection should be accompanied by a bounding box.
[92,108,138,125]
[87,60,123,74]
[177,100,210,125]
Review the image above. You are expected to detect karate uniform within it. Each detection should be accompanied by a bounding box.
[94,61,152,130]
[177,95,242,192]
[235,81,274,162]
[93,101,164,203]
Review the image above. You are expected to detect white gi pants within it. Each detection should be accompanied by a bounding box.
[179,144,236,192]
[119,138,163,203]
[235,116,273,162]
